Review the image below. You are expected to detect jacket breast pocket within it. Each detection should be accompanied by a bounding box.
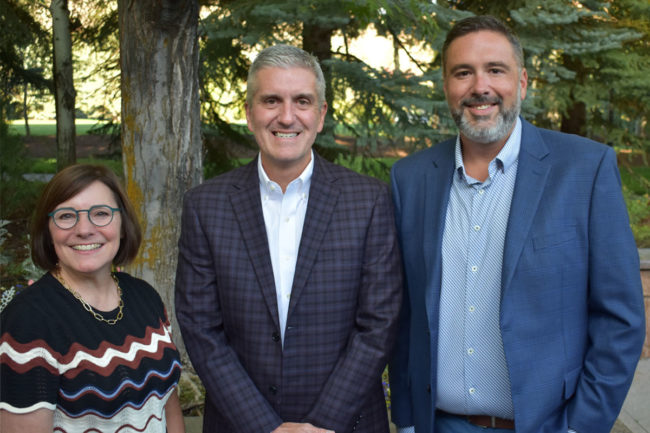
[532,226,577,250]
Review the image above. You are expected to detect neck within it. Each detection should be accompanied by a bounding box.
[460,128,512,182]
[261,157,311,193]
[56,268,119,310]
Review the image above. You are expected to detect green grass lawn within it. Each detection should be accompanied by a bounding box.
[8,119,108,136]
[26,158,123,176]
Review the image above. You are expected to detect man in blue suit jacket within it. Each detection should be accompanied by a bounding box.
[389,15,645,433]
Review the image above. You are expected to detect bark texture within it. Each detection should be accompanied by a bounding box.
[303,23,336,145]
[50,0,76,170]
[118,0,202,357]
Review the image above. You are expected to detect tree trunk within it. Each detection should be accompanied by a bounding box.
[118,0,202,359]
[303,23,336,147]
[561,100,587,136]
[393,35,401,72]
[560,54,587,137]
[50,0,76,170]
[23,81,30,138]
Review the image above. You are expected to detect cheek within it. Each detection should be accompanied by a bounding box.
[49,225,65,247]
[111,220,124,241]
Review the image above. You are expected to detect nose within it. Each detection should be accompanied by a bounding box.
[471,71,491,96]
[277,101,295,125]
[74,211,96,234]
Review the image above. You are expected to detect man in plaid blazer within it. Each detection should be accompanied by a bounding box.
[175,44,402,433]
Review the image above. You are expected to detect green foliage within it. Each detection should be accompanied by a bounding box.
[199,0,446,153]
[623,187,650,248]
[334,154,396,184]
[24,157,123,176]
[0,0,52,125]
[0,121,44,220]
[619,163,650,247]
[0,219,41,294]
[427,1,649,152]
[620,165,650,195]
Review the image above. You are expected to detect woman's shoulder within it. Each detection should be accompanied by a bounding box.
[2,273,62,319]
[0,273,70,346]
[114,272,165,311]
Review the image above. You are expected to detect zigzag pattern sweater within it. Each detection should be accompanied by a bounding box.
[0,272,182,433]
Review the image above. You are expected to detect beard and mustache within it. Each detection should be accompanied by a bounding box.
[449,87,522,145]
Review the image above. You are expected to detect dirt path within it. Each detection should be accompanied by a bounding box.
[24,135,115,158]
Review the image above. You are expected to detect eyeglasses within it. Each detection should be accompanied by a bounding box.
[48,205,121,230]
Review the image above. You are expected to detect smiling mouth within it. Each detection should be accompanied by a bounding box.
[274,132,299,138]
[72,243,102,251]
[463,96,501,111]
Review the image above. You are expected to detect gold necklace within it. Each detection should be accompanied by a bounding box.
[55,271,124,325]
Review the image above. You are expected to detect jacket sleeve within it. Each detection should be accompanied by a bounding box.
[387,165,415,428]
[567,147,645,433]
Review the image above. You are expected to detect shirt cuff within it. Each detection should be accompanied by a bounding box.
[568,429,577,433]
[397,427,415,433]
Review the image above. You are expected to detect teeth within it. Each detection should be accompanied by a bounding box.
[475,104,491,110]
[275,132,298,138]
[72,244,101,251]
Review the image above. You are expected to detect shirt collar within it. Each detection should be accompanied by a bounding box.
[258,150,314,194]
[454,117,522,179]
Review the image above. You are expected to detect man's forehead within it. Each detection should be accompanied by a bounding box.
[253,66,318,95]
[445,31,518,67]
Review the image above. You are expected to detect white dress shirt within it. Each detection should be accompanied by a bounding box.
[258,152,313,344]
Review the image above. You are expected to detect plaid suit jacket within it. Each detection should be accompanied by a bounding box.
[175,153,403,433]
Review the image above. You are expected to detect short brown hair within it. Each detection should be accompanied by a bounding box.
[31,164,142,270]
[442,15,524,75]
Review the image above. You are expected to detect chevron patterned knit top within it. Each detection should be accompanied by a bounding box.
[0,272,182,433]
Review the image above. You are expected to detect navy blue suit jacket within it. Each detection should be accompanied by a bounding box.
[389,119,645,433]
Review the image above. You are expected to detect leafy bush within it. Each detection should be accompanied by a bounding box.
[334,154,395,184]
[0,124,46,220]
[624,187,650,248]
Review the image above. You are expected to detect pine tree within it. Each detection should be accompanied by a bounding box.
[199,0,447,166]
[432,0,648,151]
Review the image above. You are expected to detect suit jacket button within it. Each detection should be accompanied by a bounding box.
[427,384,431,393]
[272,332,280,342]
[269,385,278,395]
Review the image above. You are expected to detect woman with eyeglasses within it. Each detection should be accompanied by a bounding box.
[0,164,185,433]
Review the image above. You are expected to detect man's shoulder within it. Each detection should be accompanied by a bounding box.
[524,121,612,156]
[392,137,455,173]
[315,153,388,191]
[186,161,256,198]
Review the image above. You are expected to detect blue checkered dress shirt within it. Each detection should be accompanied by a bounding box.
[436,118,521,419]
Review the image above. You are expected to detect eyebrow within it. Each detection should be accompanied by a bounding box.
[448,61,512,74]
[258,92,316,101]
[485,61,511,70]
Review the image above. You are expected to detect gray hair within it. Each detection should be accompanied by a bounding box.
[246,44,326,105]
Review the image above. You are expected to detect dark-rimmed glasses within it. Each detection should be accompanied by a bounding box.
[48,205,121,230]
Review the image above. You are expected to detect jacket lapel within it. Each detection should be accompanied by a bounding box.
[502,119,551,294]
[229,158,280,329]
[423,141,456,330]
[288,154,339,318]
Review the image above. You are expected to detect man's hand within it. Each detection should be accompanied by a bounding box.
[272,422,334,433]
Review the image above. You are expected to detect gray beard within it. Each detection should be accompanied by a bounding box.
[450,93,521,145]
